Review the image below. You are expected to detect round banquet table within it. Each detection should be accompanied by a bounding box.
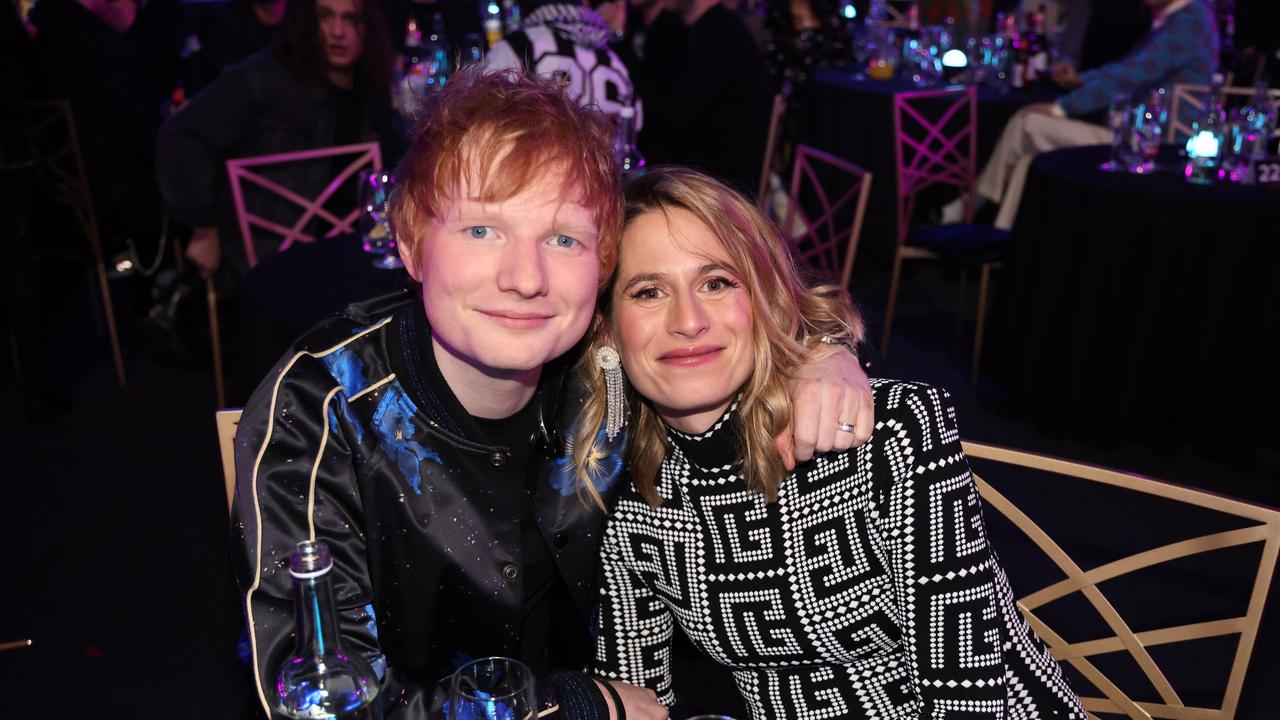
[233,234,409,402]
[797,70,1061,259]
[987,144,1280,443]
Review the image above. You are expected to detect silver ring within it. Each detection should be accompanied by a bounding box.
[836,421,855,433]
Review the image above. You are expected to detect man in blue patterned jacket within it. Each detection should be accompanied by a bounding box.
[948,0,1218,230]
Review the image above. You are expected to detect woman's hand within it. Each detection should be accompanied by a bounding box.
[777,344,874,469]
[594,679,667,720]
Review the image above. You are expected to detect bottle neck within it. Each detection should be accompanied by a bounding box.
[616,115,635,150]
[292,570,344,659]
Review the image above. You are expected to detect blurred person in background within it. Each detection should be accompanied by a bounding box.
[764,0,844,84]
[182,0,288,96]
[30,0,182,259]
[484,0,639,120]
[155,0,394,281]
[3,0,70,419]
[942,0,1216,229]
[641,0,773,194]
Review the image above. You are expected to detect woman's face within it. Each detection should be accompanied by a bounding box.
[610,208,755,434]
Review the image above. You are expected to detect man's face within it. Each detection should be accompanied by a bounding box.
[399,169,601,381]
[316,0,364,69]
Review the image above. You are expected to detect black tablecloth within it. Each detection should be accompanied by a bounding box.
[988,144,1280,442]
[234,234,408,401]
[798,71,1061,260]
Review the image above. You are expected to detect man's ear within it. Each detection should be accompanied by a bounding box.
[396,233,421,281]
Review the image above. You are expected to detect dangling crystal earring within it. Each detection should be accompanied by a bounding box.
[595,346,626,441]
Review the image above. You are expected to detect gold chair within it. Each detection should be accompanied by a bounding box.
[19,101,126,387]
[1167,83,1280,144]
[963,441,1280,720]
[757,81,792,209]
[216,408,244,512]
[780,145,872,288]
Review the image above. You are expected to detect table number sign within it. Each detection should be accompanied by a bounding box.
[1251,157,1280,186]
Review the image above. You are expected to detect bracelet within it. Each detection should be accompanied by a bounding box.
[818,335,860,359]
[599,679,627,720]
[816,335,871,370]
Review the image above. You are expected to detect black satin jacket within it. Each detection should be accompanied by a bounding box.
[230,292,627,718]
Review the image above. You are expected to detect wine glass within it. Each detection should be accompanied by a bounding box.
[850,22,874,80]
[1134,89,1168,173]
[357,170,402,270]
[448,657,537,720]
[1102,93,1134,172]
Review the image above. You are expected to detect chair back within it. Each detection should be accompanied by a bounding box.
[892,86,977,248]
[757,81,792,208]
[963,441,1280,720]
[19,101,103,260]
[1167,83,1280,144]
[867,0,915,28]
[20,100,126,386]
[216,408,244,512]
[781,145,872,287]
[226,142,383,268]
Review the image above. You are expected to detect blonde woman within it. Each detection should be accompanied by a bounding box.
[574,167,1085,719]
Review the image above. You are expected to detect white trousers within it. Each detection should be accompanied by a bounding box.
[977,112,1114,230]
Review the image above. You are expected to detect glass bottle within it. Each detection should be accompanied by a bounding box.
[482,0,503,48]
[1185,74,1226,185]
[424,12,452,90]
[1241,75,1275,161]
[276,540,382,720]
[614,107,646,182]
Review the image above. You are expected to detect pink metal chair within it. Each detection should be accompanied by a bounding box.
[885,86,1005,383]
[206,142,383,406]
[226,142,383,268]
[780,145,873,288]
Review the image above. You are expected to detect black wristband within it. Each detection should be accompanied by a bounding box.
[549,671,611,720]
[598,679,626,720]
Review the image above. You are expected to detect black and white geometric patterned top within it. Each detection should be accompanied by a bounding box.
[593,380,1085,719]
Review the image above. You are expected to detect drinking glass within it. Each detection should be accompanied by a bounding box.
[448,657,537,720]
[1221,110,1250,182]
[461,33,485,66]
[357,170,402,270]
[867,27,896,80]
[1130,89,1167,173]
[1102,93,1135,172]
[850,22,874,80]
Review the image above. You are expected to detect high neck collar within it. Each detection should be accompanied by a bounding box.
[665,397,741,471]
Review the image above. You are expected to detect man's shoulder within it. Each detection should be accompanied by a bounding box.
[287,292,409,360]
[248,292,411,405]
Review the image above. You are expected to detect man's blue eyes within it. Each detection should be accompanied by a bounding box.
[465,227,577,248]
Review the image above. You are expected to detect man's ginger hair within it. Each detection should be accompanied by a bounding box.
[389,67,622,286]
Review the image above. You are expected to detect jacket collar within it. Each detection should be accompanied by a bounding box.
[376,291,570,456]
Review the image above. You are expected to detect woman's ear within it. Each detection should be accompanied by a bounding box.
[596,312,618,350]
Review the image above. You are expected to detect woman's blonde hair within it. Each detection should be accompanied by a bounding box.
[572,167,864,507]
